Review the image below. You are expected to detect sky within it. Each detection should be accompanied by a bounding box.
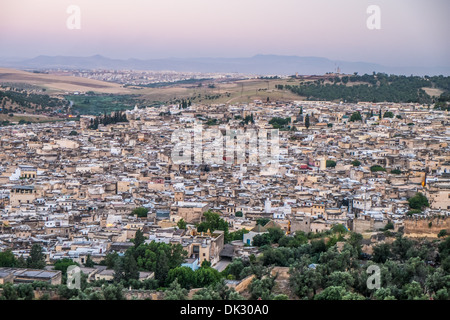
[0,0,449,67]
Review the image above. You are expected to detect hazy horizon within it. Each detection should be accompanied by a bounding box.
[1,0,449,68]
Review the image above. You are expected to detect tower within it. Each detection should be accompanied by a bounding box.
[265,198,271,214]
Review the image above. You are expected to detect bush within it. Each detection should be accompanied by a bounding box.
[351,160,361,167]
[131,207,149,218]
[370,165,386,173]
[326,160,336,168]
[349,112,362,122]
[407,209,423,216]
[408,193,429,210]
[438,230,448,238]
[384,222,394,231]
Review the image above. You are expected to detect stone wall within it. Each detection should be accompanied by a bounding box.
[404,216,450,238]
[30,288,164,300]
[352,219,373,234]
[123,289,163,300]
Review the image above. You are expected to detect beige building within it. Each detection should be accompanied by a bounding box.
[172,202,210,223]
[10,186,37,207]
[183,230,224,265]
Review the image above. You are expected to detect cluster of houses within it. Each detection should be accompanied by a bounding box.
[0,99,449,285]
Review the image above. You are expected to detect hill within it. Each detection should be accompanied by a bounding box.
[2,55,450,76]
[0,67,130,94]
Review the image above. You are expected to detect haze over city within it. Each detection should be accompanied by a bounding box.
[1,0,449,69]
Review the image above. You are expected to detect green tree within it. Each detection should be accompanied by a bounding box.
[374,287,396,300]
[433,288,448,300]
[132,229,146,248]
[85,254,95,268]
[166,266,196,289]
[314,286,348,300]
[1,283,18,300]
[131,207,149,218]
[305,114,310,129]
[384,222,394,231]
[54,258,78,278]
[372,243,391,263]
[201,260,211,268]
[438,230,448,238]
[16,284,34,300]
[123,251,139,282]
[249,277,275,300]
[383,111,394,118]
[177,219,187,230]
[27,244,46,269]
[391,235,413,262]
[327,271,354,289]
[0,250,17,267]
[228,228,249,242]
[113,250,139,284]
[102,284,124,300]
[155,250,170,286]
[350,112,362,122]
[290,265,323,298]
[347,232,363,255]
[252,233,271,247]
[102,252,119,269]
[370,165,386,173]
[267,228,285,244]
[197,210,229,241]
[326,160,337,168]
[408,193,429,210]
[164,279,188,300]
[331,224,347,235]
[403,281,427,300]
[351,160,361,167]
[224,259,246,280]
[16,255,27,268]
[193,281,245,300]
[195,266,222,288]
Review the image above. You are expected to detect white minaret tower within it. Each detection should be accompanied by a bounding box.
[265,198,271,214]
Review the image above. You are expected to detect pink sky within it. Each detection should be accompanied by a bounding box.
[0,0,449,67]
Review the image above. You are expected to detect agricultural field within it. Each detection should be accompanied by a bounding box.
[66,94,141,115]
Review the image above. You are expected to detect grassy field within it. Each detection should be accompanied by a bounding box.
[66,94,140,115]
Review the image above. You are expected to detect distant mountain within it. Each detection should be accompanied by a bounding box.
[0,54,449,76]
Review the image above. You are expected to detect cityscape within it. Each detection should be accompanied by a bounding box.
[0,0,449,310]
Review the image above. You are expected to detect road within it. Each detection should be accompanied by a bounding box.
[213,259,231,272]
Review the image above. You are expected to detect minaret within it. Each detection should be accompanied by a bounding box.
[265,198,271,214]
